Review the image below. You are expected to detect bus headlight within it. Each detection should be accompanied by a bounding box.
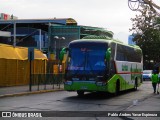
[96,82,106,86]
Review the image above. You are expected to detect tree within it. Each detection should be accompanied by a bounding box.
[130,4,160,70]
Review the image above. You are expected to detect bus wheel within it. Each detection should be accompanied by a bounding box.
[134,78,138,91]
[77,91,84,96]
[115,80,120,95]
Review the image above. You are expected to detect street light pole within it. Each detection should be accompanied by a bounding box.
[54,36,59,59]
[54,36,65,60]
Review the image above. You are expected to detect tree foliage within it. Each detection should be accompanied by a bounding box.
[130,4,160,69]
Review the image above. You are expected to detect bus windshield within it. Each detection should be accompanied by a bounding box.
[67,42,108,76]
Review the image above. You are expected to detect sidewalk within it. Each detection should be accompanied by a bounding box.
[127,82,160,111]
[126,94,160,111]
[124,93,160,119]
[0,84,64,98]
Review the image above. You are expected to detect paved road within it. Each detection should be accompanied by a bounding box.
[0,81,159,120]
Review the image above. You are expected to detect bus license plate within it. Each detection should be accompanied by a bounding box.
[81,86,88,90]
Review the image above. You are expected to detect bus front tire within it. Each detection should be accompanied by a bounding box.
[77,91,84,96]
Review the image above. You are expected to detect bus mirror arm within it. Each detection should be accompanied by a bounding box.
[59,47,69,61]
[105,48,111,61]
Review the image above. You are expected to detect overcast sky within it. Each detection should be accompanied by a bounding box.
[0,0,160,43]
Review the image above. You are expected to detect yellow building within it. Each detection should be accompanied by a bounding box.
[0,44,47,87]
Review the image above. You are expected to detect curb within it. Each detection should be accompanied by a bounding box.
[0,89,64,98]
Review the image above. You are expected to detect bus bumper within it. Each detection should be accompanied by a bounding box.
[64,81,107,92]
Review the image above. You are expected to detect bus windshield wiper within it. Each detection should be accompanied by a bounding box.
[86,52,97,77]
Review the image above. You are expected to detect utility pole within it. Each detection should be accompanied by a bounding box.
[48,22,51,59]
[39,29,42,50]
[13,21,16,47]
[143,0,160,10]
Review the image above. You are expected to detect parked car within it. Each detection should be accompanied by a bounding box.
[143,70,152,81]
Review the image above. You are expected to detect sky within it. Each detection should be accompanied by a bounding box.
[0,0,160,43]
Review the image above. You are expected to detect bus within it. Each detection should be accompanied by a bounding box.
[60,36,143,96]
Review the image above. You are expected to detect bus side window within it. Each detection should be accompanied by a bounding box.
[110,43,116,60]
[116,44,126,61]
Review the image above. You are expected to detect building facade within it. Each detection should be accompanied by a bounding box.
[128,35,136,45]
[0,17,113,59]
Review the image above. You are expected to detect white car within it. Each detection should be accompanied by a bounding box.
[143,70,152,81]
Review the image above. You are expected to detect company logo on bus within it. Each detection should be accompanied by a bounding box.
[81,48,92,52]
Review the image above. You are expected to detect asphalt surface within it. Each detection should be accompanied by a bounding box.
[0,81,160,120]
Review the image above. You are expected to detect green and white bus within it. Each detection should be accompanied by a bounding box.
[60,36,143,96]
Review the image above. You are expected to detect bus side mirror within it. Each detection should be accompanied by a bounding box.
[59,47,68,61]
[106,48,111,61]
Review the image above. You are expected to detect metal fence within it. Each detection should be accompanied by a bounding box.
[29,60,66,91]
[0,59,65,96]
[30,73,64,91]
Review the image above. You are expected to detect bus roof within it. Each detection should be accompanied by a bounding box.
[80,36,141,50]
